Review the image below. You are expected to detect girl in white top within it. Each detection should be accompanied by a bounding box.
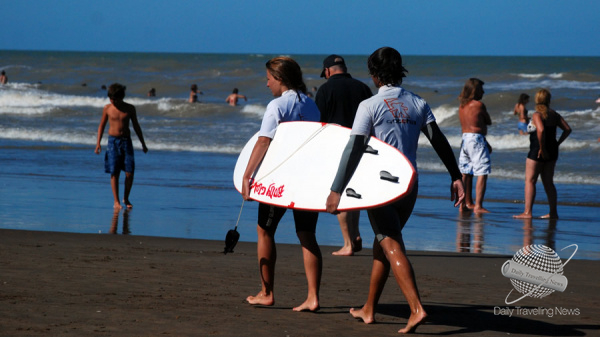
[242,56,322,312]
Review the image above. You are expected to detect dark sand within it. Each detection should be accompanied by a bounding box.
[1,229,598,336]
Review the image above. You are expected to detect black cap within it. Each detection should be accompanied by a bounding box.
[320,54,346,78]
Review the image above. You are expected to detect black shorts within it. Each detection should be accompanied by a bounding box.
[258,203,318,233]
[367,183,418,242]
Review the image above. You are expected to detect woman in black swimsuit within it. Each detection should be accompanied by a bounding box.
[514,89,571,219]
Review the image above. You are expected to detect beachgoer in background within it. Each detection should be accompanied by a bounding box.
[514,88,571,219]
[225,88,247,106]
[241,56,322,312]
[0,71,7,84]
[101,85,107,90]
[95,83,148,210]
[147,88,156,97]
[514,93,530,135]
[326,47,464,334]
[458,78,492,214]
[189,84,203,103]
[315,54,372,256]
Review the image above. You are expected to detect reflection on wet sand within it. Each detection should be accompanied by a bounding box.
[517,217,557,250]
[456,213,484,253]
[457,213,559,254]
[110,209,131,235]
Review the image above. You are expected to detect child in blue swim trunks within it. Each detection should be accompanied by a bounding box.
[95,83,148,209]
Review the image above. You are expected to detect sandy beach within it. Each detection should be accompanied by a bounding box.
[1,229,598,336]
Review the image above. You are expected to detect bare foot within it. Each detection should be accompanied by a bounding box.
[473,206,490,214]
[332,246,354,256]
[539,214,559,219]
[113,202,122,210]
[349,307,375,324]
[123,199,133,209]
[246,291,274,306]
[292,298,319,312]
[459,205,472,213]
[398,310,428,334]
[513,213,533,219]
[353,237,362,253]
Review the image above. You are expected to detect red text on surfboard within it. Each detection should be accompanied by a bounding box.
[252,182,285,199]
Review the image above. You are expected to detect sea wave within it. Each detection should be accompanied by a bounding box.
[0,127,242,154]
[240,104,266,118]
[0,84,108,114]
[516,73,564,79]
[419,133,593,151]
[416,161,599,185]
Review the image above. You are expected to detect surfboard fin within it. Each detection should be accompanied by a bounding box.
[380,170,399,183]
[346,188,362,199]
[364,145,378,155]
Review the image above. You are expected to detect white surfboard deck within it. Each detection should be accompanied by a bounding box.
[233,121,416,212]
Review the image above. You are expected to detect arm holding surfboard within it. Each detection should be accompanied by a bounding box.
[241,136,272,201]
[326,122,464,214]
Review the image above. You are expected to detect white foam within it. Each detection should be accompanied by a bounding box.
[0,86,108,115]
[240,104,266,118]
[0,127,242,154]
[431,105,458,124]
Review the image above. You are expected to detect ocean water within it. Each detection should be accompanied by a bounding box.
[1,51,599,259]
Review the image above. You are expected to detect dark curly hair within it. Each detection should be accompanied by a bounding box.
[367,47,407,86]
[107,83,126,100]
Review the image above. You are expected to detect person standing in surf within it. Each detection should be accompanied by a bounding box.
[241,56,322,312]
[513,88,571,219]
[458,78,492,213]
[325,47,464,334]
[95,83,148,210]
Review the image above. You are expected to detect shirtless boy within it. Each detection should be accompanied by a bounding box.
[458,78,492,213]
[225,88,247,106]
[95,83,148,209]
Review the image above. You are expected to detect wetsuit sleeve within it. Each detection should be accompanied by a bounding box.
[421,122,462,181]
[330,135,368,193]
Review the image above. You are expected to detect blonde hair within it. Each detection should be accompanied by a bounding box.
[535,88,551,119]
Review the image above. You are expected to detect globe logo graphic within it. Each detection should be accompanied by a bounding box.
[501,243,577,305]
[509,245,563,298]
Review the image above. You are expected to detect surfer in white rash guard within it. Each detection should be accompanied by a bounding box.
[326,47,465,334]
[241,56,323,313]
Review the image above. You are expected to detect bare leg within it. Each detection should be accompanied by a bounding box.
[332,211,362,256]
[461,174,474,211]
[247,225,276,306]
[514,159,540,219]
[380,237,427,334]
[110,173,122,209]
[350,238,389,324]
[540,160,559,219]
[293,231,322,312]
[123,172,134,208]
[473,175,490,213]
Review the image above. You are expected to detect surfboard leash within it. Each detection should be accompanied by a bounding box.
[234,199,245,230]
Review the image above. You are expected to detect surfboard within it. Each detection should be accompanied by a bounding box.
[233,121,416,212]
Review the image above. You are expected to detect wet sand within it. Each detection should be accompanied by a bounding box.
[1,229,598,336]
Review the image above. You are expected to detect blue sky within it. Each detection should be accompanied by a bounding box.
[2,0,598,56]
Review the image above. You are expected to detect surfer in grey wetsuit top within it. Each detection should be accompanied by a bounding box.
[326,47,464,334]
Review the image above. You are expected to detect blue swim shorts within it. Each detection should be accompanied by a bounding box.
[518,122,527,133]
[459,133,491,176]
[104,136,135,175]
